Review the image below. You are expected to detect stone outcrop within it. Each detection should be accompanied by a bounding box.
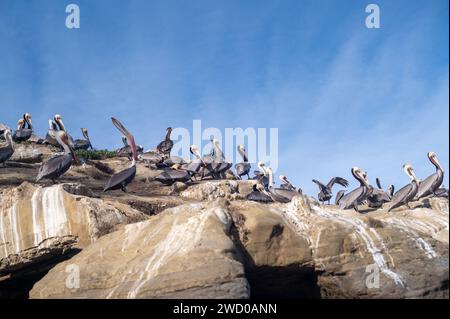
[30,201,249,299]
[29,195,448,299]
[0,182,147,275]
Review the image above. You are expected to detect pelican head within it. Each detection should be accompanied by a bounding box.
[428,151,443,172]
[212,138,220,147]
[257,161,266,174]
[403,164,418,182]
[24,113,32,128]
[165,127,173,140]
[388,184,395,197]
[56,131,78,163]
[351,167,369,187]
[3,129,13,148]
[237,144,248,162]
[17,118,25,129]
[190,145,201,158]
[54,114,67,132]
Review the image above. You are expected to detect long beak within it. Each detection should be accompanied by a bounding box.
[66,141,79,164]
[111,117,137,161]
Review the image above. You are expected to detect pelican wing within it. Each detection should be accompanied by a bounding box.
[36,154,71,181]
[312,179,327,192]
[335,189,346,205]
[104,165,136,191]
[416,173,438,198]
[327,177,349,189]
[389,183,413,209]
[339,186,366,209]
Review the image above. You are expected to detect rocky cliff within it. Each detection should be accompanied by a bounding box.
[0,141,448,299]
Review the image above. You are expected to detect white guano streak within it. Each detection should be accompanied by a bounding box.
[312,206,405,287]
[41,185,71,240]
[125,210,213,299]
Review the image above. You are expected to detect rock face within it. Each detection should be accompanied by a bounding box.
[0,182,147,275]
[29,195,448,299]
[30,202,249,299]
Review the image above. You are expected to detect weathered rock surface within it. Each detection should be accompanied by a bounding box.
[0,182,147,275]
[30,202,249,299]
[29,195,448,299]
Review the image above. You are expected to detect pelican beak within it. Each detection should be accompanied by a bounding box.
[111,117,137,161]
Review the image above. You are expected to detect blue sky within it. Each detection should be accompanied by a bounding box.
[0,0,448,195]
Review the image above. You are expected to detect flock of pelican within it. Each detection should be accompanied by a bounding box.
[0,113,447,212]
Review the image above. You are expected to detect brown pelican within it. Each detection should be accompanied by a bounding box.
[335,189,346,205]
[253,161,269,188]
[154,164,192,185]
[312,177,349,204]
[235,145,251,179]
[246,182,273,203]
[279,175,303,194]
[104,118,138,192]
[45,119,60,147]
[338,167,371,212]
[415,152,445,199]
[73,128,93,150]
[13,113,33,142]
[209,138,232,178]
[115,135,144,160]
[181,145,206,177]
[366,176,392,208]
[388,164,419,212]
[0,129,14,167]
[36,131,78,183]
[53,114,75,146]
[0,123,10,135]
[156,127,174,158]
[263,167,291,203]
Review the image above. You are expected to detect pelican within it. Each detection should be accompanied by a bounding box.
[246,182,273,203]
[156,127,174,157]
[338,167,371,212]
[253,161,269,188]
[0,123,10,135]
[45,119,60,147]
[181,145,206,177]
[262,168,291,203]
[235,145,251,179]
[366,176,392,208]
[73,128,93,150]
[415,152,444,199]
[13,113,33,142]
[279,175,303,194]
[104,118,138,192]
[388,164,419,212]
[154,164,192,185]
[115,135,144,160]
[312,177,349,204]
[36,131,78,183]
[0,129,14,167]
[209,138,232,178]
[53,114,75,146]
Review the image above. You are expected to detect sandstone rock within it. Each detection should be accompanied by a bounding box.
[180,180,254,201]
[30,202,249,299]
[170,182,188,193]
[9,142,60,163]
[0,182,147,275]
